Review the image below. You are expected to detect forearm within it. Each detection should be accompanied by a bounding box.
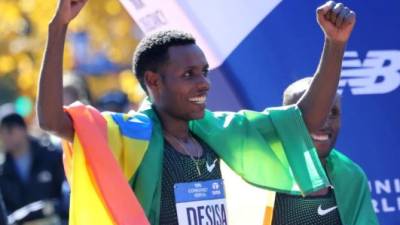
[298,38,346,131]
[37,21,73,140]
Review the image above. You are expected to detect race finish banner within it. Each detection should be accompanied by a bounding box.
[119,0,281,69]
[120,0,400,224]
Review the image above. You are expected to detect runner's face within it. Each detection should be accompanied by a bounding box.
[155,44,210,121]
[310,95,341,158]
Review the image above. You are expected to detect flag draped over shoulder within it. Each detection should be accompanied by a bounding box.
[327,150,379,225]
[192,106,329,194]
[63,100,331,225]
[63,103,151,225]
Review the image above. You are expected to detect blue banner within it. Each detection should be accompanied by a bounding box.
[209,1,400,224]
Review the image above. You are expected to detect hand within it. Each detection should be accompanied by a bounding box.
[316,1,356,43]
[52,0,88,25]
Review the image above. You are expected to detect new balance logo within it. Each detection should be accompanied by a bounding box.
[339,50,400,95]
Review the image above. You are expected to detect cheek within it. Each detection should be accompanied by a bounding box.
[13,131,24,141]
[163,89,183,104]
[165,82,191,102]
[160,89,186,112]
[332,119,341,132]
[1,136,12,147]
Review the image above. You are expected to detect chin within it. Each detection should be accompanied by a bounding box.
[316,147,333,159]
[314,142,332,153]
[189,110,206,120]
[193,113,205,120]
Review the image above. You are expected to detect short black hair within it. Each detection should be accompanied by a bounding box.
[0,113,27,130]
[132,30,196,93]
[282,77,313,105]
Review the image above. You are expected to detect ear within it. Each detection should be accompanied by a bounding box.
[144,70,162,95]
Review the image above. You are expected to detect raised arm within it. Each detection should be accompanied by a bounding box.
[37,0,88,142]
[298,1,355,132]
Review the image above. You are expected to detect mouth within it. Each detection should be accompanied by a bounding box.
[310,132,331,142]
[189,95,206,105]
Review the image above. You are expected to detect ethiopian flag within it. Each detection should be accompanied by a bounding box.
[63,103,151,225]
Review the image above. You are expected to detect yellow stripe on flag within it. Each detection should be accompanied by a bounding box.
[69,137,115,225]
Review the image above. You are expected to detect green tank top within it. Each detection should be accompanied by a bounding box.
[272,188,342,225]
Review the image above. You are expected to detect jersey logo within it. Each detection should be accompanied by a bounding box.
[317,205,338,216]
[339,50,400,95]
[206,159,218,173]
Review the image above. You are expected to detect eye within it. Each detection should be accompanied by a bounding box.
[183,71,192,78]
[202,68,209,77]
[330,107,340,118]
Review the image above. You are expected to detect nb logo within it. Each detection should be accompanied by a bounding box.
[339,50,400,95]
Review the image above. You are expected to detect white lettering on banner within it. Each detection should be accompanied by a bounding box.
[119,0,282,69]
[382,198,396,212]
[128,0,145,10]
[339,50,400,95]
[369,178,400,214]
[396,179,400,193]
[371,197,400,213]
[369,178,400,194]
[139,10,167,32]
[375,179,392,194]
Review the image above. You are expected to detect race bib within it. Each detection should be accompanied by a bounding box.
[174,179,228,225]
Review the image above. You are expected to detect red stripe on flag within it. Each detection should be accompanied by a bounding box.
[66,103,149,225]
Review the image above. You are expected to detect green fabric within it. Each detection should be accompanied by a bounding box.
[129,108,163,225]
[327,150,379,225]
[130,101,329,225]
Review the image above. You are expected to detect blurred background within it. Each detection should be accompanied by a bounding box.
[0,0,145,130]
[0,2,146,223]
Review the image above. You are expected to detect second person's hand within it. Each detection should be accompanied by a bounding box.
[317,1,356,44]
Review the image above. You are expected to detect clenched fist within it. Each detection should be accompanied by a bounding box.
[317,1,356,43]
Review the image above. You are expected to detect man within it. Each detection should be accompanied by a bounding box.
[0,113,68,224]
[270,77,379,225]
[37,0,356,224]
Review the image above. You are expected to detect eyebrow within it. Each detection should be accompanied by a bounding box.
[184,64,209,70]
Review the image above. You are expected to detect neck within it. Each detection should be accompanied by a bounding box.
[320,157,327,167]
[155,107,190,140]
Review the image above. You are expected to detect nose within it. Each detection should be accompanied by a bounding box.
[197,75,210,92]
[321,116,333,129]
